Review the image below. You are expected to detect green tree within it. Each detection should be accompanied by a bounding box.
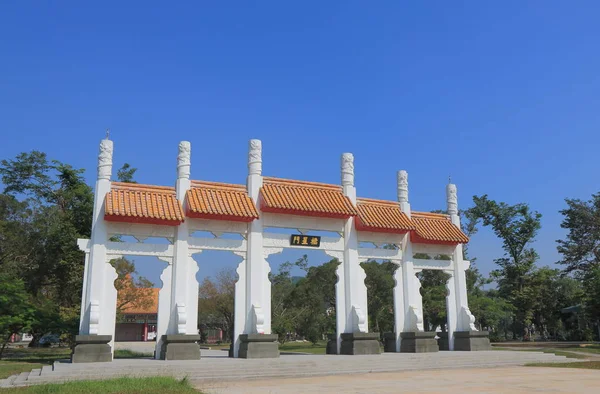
[417,270,451,331]
[288,259,339,343]
[361,260,396,334]
[117,163,138,183]
[556,193,600,276]
[0,152,94,344]
[469,195,542,339]
[0,274,34,358]
[198,268,236,342]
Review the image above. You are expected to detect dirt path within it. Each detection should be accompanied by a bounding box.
[198,366,600,394]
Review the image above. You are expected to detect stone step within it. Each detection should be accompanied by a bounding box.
[13,372,30,384]
[29,358,572,382]
[44,356,570,376]
[17,359,576,388]
[0,375,18,388]
[6,351,577,388]
[47,354,568,373]
[29,369,41,378]
[51,352,564,369]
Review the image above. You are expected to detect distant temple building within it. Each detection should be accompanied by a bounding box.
[115,288,159,342]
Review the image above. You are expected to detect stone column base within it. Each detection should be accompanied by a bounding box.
[437,332,449,351]
[383,332,398,352]
[400,332,439,353]
[71,335,113,363]
[340,332,381,355]
[159,334,201,360]
[326,334,337,355]
[454,331,491,351]
[238,334,280,359]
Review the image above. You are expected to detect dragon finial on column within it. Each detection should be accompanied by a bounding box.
[397,170,408,203]
[177,141,191,179]
[341,153,354,186]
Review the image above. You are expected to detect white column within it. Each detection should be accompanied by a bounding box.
[239,139,269,355]
[447,183,477,340]
[393,170,410,351]
[79,252,90,332]
[445,271,457,351]
[169,142,195,337]
[392,262,404,352]
[155,259,172,358]
[338,153,369,352]
[398,170,424,339]
[233,255,247,358]
[80,139,117,355]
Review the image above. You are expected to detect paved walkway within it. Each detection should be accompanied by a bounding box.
[198,366,600,394]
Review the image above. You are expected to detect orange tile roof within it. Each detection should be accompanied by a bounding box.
[355,198,415,234]
[411,211,469,245]
[105,182,184,226]
[119,287,159,315]
[260,177,358,219]
[186,181,259,222]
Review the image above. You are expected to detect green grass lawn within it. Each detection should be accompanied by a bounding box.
[279,341,327,354]
[493,345,599,359]
[567,345,600,354]
[0,347,158,379]
[526,361,600,369]
[114,349,153,358]
[0,376,200,393]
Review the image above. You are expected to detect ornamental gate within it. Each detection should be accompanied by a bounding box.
[73,138,488,363]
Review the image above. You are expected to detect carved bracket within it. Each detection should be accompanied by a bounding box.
[408,305,424,332]
[460,306,477,331]
[177,303,187,334]
[324,251,343,261]
[352,305,367,333]
[263,247,283,259]
[89,300,100,335]
[252,304,265,334]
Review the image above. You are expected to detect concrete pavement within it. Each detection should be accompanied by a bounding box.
[199,366,600,394]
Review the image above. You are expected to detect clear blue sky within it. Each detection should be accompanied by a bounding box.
[2,1,599,285]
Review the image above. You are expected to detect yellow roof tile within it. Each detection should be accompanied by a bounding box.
[260,177,357,218]
[187,181,259,222]
[355,198,415,233]
[105,182,184,225]
[411,211,469,244]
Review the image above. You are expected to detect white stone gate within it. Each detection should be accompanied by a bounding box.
[73,137,487,362]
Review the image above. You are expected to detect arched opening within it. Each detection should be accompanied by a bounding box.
[193,248,243,349]
[265,228,341,354]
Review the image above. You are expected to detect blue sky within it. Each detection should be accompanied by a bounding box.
[2,1,600,285]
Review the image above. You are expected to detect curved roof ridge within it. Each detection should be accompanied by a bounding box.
[263,176,342,190]
[357,197,399,206]
[191,180,247,191]
[111,182,176,193]
[411,211,450,219]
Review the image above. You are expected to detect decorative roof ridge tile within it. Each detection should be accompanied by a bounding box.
[357,197,400,206]
[190,180,247,192]
[263,176,342,190]
[111,182,176,193]
[411,211,451,219]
